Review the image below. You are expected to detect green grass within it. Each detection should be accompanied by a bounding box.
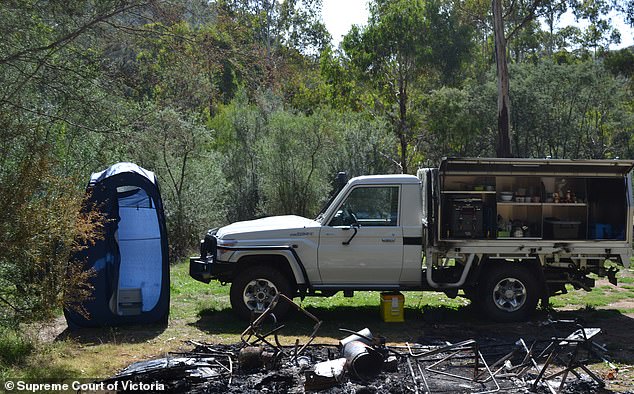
[0,328,33,367]
[619,276,634,284]
[548,267,634,309]
[169,265,230,320]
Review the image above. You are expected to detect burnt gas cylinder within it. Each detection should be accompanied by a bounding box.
[340,328,373,347]
[342,340,384,381]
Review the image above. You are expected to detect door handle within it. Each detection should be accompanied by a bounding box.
[382,238,396,243]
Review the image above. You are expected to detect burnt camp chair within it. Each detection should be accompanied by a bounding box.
[532,325,606,393]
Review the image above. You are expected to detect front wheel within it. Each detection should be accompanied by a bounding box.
[230,266,293,321]
[479,264,539,322]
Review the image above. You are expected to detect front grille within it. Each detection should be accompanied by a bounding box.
[200,228,218,259]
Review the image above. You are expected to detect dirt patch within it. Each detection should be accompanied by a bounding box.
[605,299,634,315]
[29,315,68,343]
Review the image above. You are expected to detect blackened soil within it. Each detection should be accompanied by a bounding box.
[104,329,616,394]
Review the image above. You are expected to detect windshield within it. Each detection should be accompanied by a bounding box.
[315,185,347,223]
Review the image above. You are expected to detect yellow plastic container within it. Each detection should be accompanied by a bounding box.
[380,292,404,322]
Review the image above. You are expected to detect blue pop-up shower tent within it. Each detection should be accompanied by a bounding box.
[64,163,170,327]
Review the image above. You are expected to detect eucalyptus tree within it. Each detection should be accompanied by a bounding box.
[213,0,330,93]
[487,0,624,157]
[216,0,329,54]
[342,0,472,174]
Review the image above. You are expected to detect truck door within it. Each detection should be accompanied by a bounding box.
[318,185,404,284]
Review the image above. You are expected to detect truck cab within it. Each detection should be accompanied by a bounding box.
[190,174,425,319]
[314,175,423,287]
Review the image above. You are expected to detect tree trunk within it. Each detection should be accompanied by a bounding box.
[398,74,408,174]
[492,0,512,157]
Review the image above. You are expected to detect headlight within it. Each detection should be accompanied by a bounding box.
[217,238,237,250]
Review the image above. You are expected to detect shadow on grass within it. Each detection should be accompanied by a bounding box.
[16,363,84,380]
[55,322,167,345]
[192,304,634,364]
[192,303,482,342]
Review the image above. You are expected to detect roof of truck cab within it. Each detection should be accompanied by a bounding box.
[440,157,634,177]
[349,174,421,185]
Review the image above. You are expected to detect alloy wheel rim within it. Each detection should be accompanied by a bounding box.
[243,278,279,313]
[492,277,527,312]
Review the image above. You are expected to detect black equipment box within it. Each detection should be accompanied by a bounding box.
[449,199,484,238]
[544,219,581,240]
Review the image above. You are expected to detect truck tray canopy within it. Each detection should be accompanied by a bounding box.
[433,157,633,247]
[439,158,634,177]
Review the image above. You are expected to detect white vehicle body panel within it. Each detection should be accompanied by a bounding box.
[317,225,403,285]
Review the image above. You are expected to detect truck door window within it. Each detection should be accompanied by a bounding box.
[329,186,399,227]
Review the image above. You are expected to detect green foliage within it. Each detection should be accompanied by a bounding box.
[0,141,102,325]
[209,91,395,220]
[423,85,496,160]
[131,21,240,115]
[258,109,336,216]
[124,105,227,259]
[340,0,474,172]
[509,60,633,158]
[327,113,398,177]
[209,90,265,221]
[0,328,34,367]
[0,1,134,327]
[216,0,330,56]
[421,59,634,160]
[603,48,634,79]
[320,46,362,110]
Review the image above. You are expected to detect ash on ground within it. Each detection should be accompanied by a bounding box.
[102,323,615,394]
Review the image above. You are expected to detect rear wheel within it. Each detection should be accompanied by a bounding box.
[230,266,293,321]
[479,264,539,322]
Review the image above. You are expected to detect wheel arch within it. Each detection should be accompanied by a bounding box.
[233,251,306,288]
[467,256,547,299]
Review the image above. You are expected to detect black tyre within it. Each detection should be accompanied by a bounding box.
[230,265,293,321]
[479,264,539,322]
[462,285,477,301]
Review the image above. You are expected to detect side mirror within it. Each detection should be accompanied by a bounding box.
[331,207,358,227]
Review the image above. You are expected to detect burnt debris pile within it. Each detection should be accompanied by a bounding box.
[103,297,614,393]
